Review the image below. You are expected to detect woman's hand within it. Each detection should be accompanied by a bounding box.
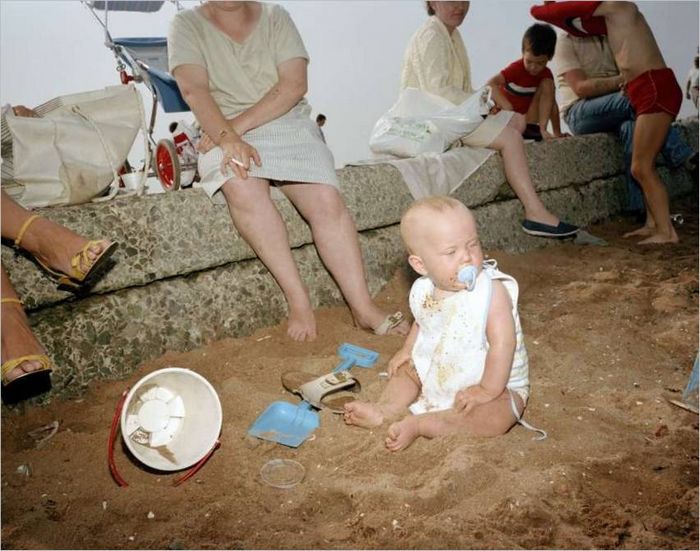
[198,116,248,154]
[219,135,262,180]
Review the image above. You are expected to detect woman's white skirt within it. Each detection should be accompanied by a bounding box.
[196,103,339,199]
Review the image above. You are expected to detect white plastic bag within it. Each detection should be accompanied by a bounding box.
[369,87,494,158]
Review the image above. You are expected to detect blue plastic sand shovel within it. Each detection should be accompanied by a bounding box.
[247,400,319,448]
[248,343,377,448]
[333,343,379,372]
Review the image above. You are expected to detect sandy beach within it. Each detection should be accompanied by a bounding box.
[1,199,698,550]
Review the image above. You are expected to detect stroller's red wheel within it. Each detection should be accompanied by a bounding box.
[155,139,181,191]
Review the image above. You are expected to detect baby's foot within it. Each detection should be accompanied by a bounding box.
[286,298,317,342]
[343,400,384,428]
[385,417,420,452]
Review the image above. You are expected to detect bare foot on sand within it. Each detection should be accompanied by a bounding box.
[638,228,679,245]
[385,416,420,452]
[623,224,655,238]
[286,296,317,341]
[343,400,385,428]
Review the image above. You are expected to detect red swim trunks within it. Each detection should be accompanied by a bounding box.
[530,2,607,38]
[626,68,682,117]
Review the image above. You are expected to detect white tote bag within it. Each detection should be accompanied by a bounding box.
[5,84,145,208]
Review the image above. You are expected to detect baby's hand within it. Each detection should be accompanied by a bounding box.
[454,385,499,415]
[387,348,411,377]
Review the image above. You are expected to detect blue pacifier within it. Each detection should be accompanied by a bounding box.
[457,265,477,291]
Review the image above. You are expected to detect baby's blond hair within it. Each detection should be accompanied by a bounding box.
[400,196,473,254]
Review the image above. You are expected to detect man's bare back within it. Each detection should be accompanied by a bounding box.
[594,2,666,81]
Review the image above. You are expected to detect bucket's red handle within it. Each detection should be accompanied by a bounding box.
[173,439,221,486]
[108,389,130,487]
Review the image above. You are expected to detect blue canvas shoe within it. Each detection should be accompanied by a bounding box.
[521,219,579,238]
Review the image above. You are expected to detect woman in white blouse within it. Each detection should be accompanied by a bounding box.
[402,1,578,238]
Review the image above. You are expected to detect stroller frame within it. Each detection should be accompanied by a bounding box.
[82,0,198,191]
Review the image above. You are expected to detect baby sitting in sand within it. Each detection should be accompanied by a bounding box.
[344,197,531,451]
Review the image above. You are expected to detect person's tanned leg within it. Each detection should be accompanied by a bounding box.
[1,190,112,278]
[1,269,47,381]
[282,183,409,335]
[489,117,559,226]
[525,86,543,126]
[624,112,678,244]
[221,177,318,341]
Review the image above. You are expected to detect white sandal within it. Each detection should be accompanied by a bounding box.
[282,370,361,413]
[373,311,406,336]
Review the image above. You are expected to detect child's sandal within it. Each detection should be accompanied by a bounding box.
[14,214,118,289]
[1,298,53,404]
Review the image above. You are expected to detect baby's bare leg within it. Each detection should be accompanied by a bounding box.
[385,390,523,452]
[343,362,421,428]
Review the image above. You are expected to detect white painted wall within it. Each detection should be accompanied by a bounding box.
[1,1,698,168]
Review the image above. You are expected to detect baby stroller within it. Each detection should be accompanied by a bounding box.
[83,0,198,191]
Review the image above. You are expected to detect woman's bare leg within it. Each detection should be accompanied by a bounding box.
[1,269,47,381]
[1,190,110,275]
[220,178,317,341]
[488,115,560,226]
[626,112,678,244]
[385,390,524,452]
[282,183,409,335]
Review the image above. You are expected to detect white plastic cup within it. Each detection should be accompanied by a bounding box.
[121,172,145,192]
[120,368,222,472]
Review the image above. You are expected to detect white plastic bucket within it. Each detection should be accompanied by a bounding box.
[120,368,222,472]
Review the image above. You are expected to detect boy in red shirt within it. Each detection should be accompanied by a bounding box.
[487,23,566,141]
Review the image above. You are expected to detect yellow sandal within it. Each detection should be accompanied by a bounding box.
[1,298,53,403]
[15,214,118,289]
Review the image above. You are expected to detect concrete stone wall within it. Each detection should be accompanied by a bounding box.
[2,120,697,401]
